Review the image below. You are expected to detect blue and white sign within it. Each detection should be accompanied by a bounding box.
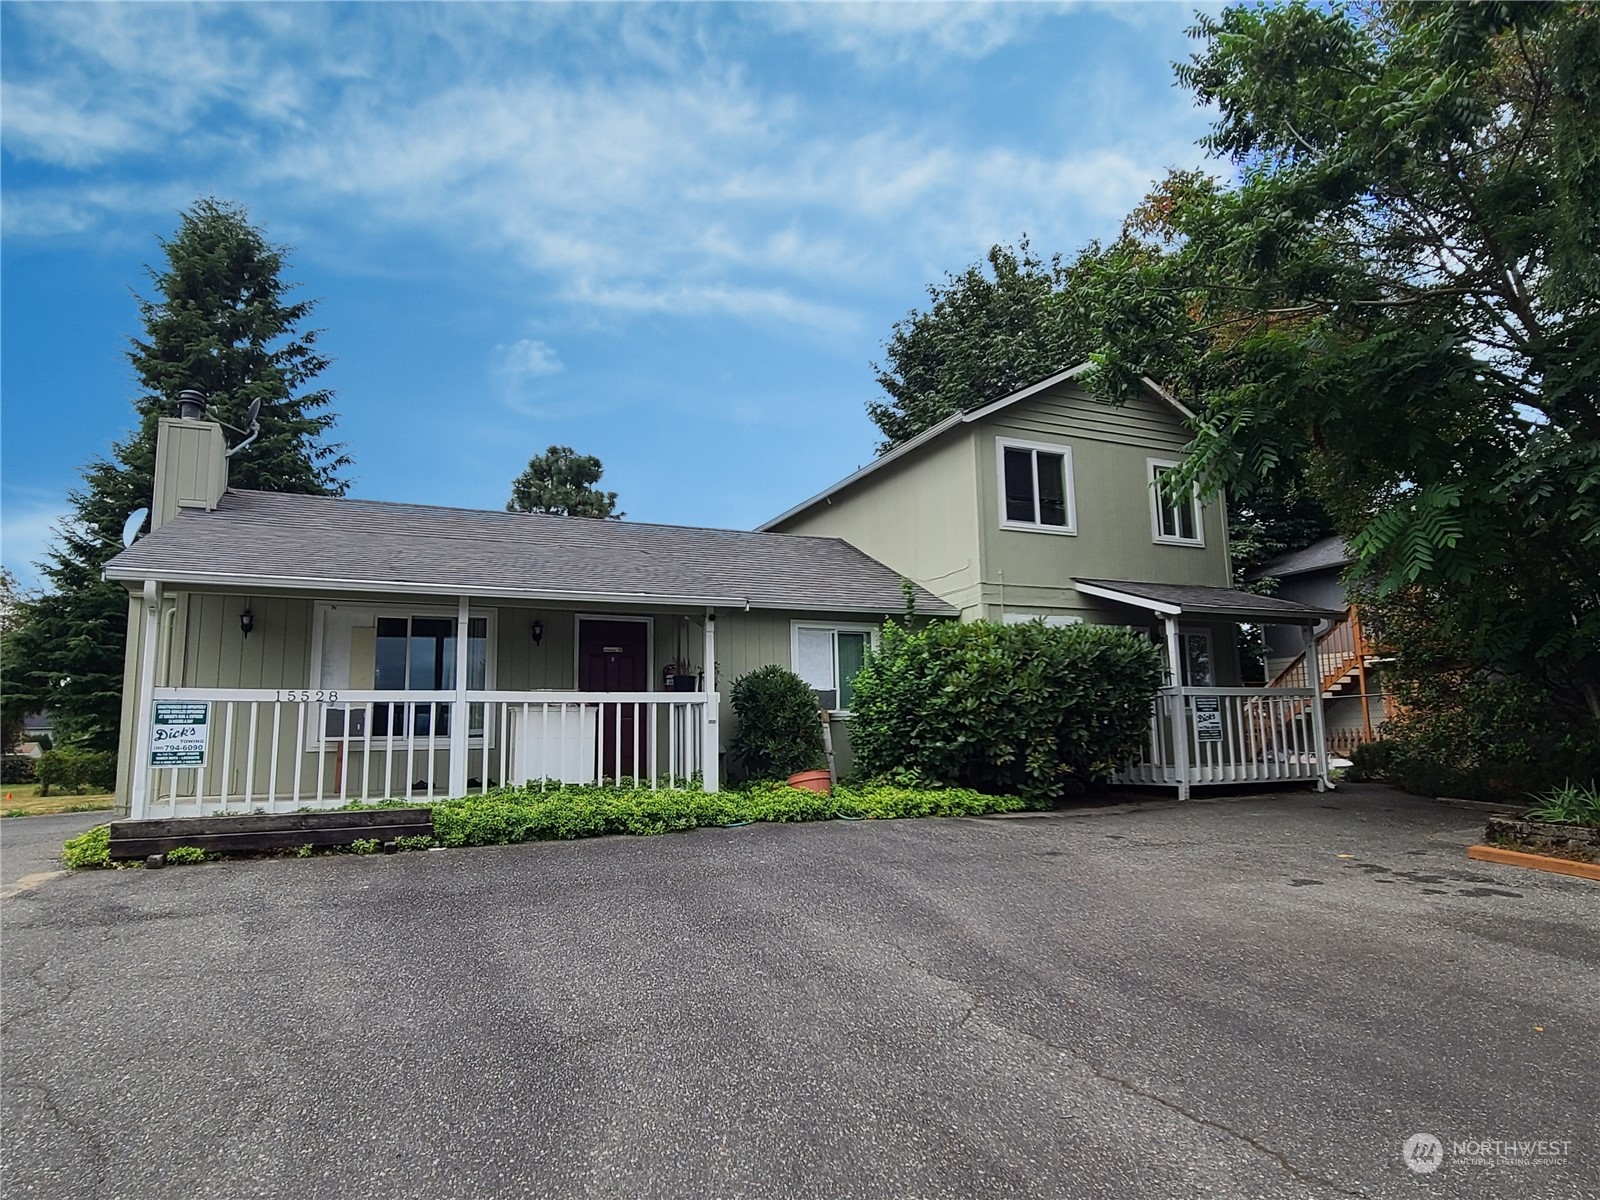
[150,701,209,766]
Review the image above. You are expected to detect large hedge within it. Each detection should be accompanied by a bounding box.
[849,619,1163,801]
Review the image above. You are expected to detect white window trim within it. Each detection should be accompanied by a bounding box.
[789,620,879,717]
[573,614,655,691]
[1147,457,1205,546]
[308,601,498,747]
[997,437,1077,536]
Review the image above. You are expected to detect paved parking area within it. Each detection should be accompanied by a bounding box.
[2,786,1595,1199]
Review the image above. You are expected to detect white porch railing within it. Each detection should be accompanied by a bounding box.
[1115,686,1327,789]
[133,688,717,819]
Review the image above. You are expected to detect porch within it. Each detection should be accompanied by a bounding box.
[1074,579,1344,800]
[133,687,716,819]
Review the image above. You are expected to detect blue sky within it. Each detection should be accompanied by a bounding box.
[1,1,1216,588]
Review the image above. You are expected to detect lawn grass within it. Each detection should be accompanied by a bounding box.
[3,783,117,818]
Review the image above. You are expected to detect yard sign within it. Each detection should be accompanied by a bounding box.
[1192,696,1223,743]
[150,701,209,766]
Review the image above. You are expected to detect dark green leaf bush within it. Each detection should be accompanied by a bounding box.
[849,619,1164,802]
[2,755,38,785]
[35,748,117,796]
[728,665,827,780]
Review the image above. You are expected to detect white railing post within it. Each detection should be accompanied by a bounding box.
[448,595,470,798]
[1163,615,1191,801]
[128,580,163,820]
[701,609,719,793]
[1304,623,1331,791]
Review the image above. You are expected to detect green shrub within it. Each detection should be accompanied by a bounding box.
[391,835,435,852]
[349,838,381,855]
[163,845,209,865]
[62,824,111,869]
[849,619,1163,802]
[1525,781,1600,827]
[35,748,117,797]
[1344,739,1399,782]
[728,665,828,780]
[2,754,38,785]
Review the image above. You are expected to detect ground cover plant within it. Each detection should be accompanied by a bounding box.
[61,782,1045,867]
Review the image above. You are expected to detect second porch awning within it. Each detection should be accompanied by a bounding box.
[1073,579,1343,625]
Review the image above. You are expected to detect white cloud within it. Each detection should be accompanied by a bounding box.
[760,2,1064,66]
[499,338,564,380]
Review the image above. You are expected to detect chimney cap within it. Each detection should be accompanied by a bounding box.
[176,389,209,420]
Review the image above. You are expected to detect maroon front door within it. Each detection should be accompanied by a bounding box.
[578,619,649,781]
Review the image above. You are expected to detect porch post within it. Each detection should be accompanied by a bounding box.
[128,580,162,820]
[1304,622,1330,791]
[701,608,719,793]
[1163,615,1191,802]
[449,594,470,798]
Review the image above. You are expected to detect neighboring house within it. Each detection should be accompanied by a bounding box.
[1247,536,1388,756]
[11,712,53,759]
[762,365,1341,797]
[103,412,953,817]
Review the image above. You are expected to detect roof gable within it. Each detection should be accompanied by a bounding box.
[761,365,1193,530]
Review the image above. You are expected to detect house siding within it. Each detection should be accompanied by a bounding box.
[767,431,983,618]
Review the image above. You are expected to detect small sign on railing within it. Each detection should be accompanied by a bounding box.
[1192,696,1223,743]
[150,700,209,766]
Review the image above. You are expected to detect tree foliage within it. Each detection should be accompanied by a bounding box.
[506,445,620,518]
[1078,1,1600,726]
[868,239,1092,450]
[2,198,350,750]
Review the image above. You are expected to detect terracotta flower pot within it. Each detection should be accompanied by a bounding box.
[787,769,832,794]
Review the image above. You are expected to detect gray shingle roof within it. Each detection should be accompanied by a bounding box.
[1074,578,1342,623]
[1244,535,1352,582]
[105,490,957,615]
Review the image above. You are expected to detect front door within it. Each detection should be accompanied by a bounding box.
[578,619,649,781]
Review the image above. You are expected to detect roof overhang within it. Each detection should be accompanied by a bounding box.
[102,566,958,616]
[1073,578,1343,625]
[760,364,1193,531]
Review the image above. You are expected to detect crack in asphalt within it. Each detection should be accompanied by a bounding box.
[890,942,1374,1200]
[5,1078,112,1197]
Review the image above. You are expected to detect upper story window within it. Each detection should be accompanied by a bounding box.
[997,438,1076,535]
[1148,459,1203,546]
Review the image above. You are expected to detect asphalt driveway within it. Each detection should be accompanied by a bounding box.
[2,785,1595,1199]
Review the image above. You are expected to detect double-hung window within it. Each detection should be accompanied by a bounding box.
[998,439,1075,533]
[791,623,876,714]
[1148,459,1203,545]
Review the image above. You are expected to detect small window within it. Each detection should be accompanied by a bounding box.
[998,440,1075,533]
[1149,460,1202,545]
[791,624,875,713]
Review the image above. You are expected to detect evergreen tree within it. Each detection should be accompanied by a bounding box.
[2,198,350,751]
[507,445,621,518]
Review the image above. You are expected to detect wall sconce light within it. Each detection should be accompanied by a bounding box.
[531,619,544,646]
[240,608,255,638]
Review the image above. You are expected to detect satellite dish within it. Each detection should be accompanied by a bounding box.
[245,398,262,429]
[121,507,149,548]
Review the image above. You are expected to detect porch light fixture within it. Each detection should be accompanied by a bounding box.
[240,608,255,638]
[531,619,544,646]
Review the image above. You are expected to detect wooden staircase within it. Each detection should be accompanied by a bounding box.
[1252,606,1382,756]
